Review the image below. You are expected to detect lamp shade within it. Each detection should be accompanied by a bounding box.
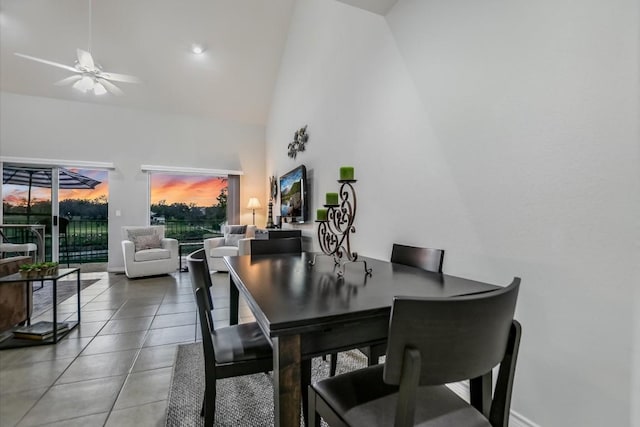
[247,197,262,209]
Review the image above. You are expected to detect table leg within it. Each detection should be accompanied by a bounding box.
[229,275,239,325]
[52,279,58,342]
[273,334,301,427]
[76,269,81,323]
[470,371,492,417]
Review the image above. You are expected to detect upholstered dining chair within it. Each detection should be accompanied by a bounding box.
[356,243,446,369]
[249,237,302,255]
[187,248,273,426]
[308,278,521,427]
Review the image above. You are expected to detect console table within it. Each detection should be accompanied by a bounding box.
[0,267,80,349]
[254,229,302,240]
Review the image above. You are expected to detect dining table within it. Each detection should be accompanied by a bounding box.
[225,252,504,427]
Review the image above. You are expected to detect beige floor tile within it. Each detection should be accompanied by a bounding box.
[150,312,196,329]
[38,412,108,427]
[113,305,159,319]
[0,387,47,427]
[156,303,196,315]
[105,400,167,427]
[78,309,118,322]
[17,376,125,426]
[0,337,92,367]
[113,367,173,410]
[64,321,107,338]
[56,349,138,384]
[0,358,74,395]
[81,330,147,355]
[99,317,154,335]
[81,300,125,311]
[131,344,178,372]
[143,325,196,347]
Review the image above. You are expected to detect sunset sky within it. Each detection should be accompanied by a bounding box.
[2,169,226,207]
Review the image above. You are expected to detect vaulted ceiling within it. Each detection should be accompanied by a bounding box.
[0,0,398,125]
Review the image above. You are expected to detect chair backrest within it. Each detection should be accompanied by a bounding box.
[194,287,217,376]
[222,224,257,239]
[390,243,444,273]
[250,237,302,255]
[187,248,214,309]
[121,225,165,241]
[384,277,520,386]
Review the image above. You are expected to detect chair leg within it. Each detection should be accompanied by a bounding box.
[301,358,312,426]
[200,395,205,416]
[203,386,216,426]
[308,386,321,427]
[330,352,338,376]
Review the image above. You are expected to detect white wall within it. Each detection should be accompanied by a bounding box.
[266,0,639,426]
[0,92,266,270]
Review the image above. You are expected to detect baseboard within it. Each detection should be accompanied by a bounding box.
[446,382,540,427]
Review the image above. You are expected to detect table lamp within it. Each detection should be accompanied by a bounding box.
[247,197,261,225]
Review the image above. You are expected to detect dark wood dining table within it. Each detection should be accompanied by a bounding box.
[225,252,502,427]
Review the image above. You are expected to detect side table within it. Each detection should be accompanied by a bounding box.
[0,267,81,349]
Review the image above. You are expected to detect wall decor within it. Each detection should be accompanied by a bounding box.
[287,125,309,159]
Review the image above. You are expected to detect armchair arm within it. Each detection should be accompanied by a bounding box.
[238,237,254,256]
[122,240,136,264]
[161,238,179,260]
[204,237,226,252]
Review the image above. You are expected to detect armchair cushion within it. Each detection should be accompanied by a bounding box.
[224,225,247,247]
[132,234,162,251]
[134,248,171,262]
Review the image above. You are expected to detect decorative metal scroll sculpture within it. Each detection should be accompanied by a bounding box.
[287,125,309,159]
[266,176,277,228]
[312,180,372,277]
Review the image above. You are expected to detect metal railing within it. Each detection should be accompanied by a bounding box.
[2,215,224,264]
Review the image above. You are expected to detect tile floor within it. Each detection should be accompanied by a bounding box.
[0,270,255,427]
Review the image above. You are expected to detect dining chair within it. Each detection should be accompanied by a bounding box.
[187,248,273,426]
[357,243,446,368]
[249,237,302,255]
[308,277,521,427]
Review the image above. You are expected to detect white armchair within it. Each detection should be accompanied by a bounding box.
[203,225,256,272]
[121,226,179,278]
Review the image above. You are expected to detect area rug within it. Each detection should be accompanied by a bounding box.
[166,343,368,427]
[31,279,100,317]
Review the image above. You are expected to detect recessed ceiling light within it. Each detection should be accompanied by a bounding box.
[190,44,205,55]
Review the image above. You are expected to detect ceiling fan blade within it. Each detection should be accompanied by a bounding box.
[76,49,95,70]
[14,53,79,73]
[98,78,124,96]
[54,75,82,86]
[100,72,140,84]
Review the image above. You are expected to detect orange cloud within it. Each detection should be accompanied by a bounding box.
[151,175,227,206]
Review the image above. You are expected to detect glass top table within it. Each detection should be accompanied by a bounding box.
[0,267,81,349]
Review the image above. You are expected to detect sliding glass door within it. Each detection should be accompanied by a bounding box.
[2,164,108,264]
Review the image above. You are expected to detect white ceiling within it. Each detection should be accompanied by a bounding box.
[0,0,400,125]
[0,0,296,125]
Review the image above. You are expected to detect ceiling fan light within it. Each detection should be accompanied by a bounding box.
[93,81,107,95]
[73,75,94,93]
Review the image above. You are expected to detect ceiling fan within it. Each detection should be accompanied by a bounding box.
[13,0,138,96]
[14,49,139,96]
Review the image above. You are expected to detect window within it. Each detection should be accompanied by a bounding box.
[149,173,227,242]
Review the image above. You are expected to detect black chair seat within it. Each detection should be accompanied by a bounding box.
[213,322,272,364]
[313,365,490,427]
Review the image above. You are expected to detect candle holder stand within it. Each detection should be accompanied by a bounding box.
[311,180,372,277]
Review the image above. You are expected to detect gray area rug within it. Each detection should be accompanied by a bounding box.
[166,342,369,427]
[32,279,100,317]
